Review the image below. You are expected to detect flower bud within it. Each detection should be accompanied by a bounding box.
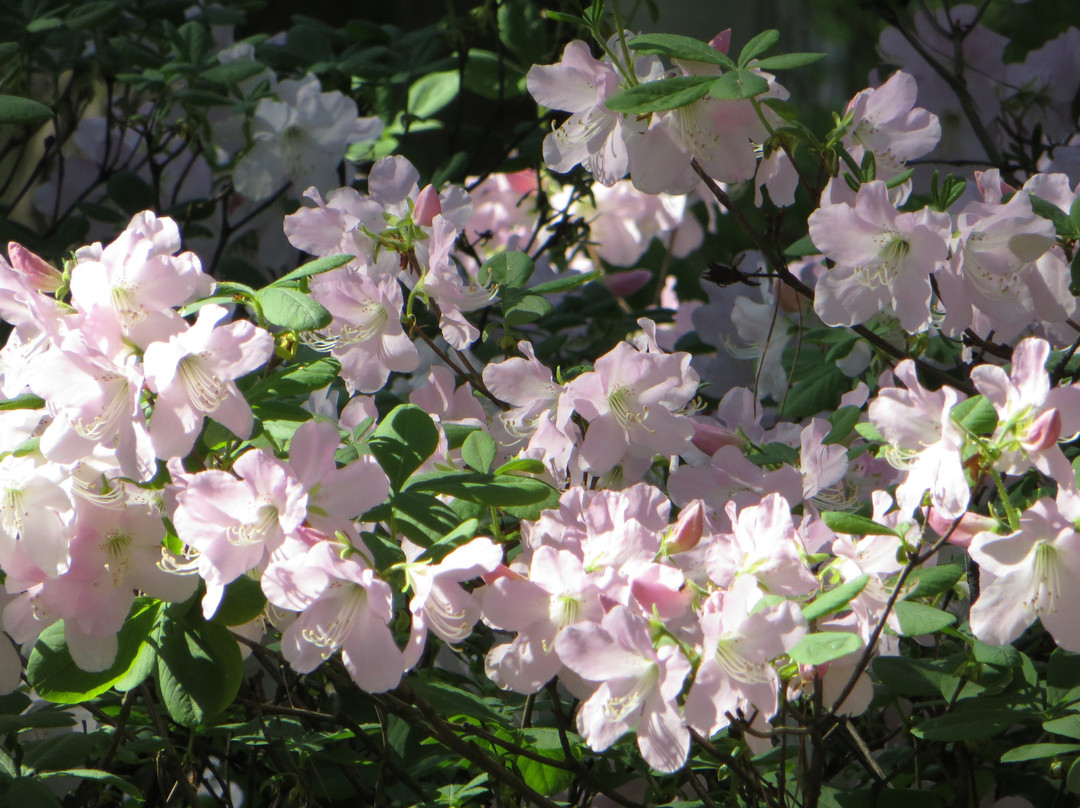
[413,184,442,227]
[8,242,63,293]
[602,269,651,298]
[690,419,740,456]
[664,500,704,554]
[1022,407,1062,453]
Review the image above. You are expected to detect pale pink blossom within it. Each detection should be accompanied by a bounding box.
[143,304,274,460]
[555,605,691,773]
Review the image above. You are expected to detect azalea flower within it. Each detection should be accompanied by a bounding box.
[969,490,1080,650]
[555,605,691,773]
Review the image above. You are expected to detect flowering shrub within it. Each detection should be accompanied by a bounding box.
[1,0,1080,806]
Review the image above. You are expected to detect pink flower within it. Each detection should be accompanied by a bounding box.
[172,449,307,617]
[307,269,418,394]
[684,579,806,737]
[527,41,638,186]
[809,180,950,333]
[401,536,502,668]
[263,540,405,691]
[568,334,698,474]
[869,361,970,519]
[969,491,1080,651]
[842,71,941,178]
[971,337,1080,485]
[143,304,274,460]
[555,605,691,773]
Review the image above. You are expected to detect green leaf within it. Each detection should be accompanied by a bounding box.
[872,655,955,697]
[27,600,161,703]
[517,748,574,797]
[461,431,497,474]
[907,564,964,600]
[494,457,546,475]
[950,394,998,435]
[1045,714,1080,741]
[480,251,534,289]
[824,405,862,444]
[802,574,869,622]
[912,708,1034,741]
[1070,196,1080,239]
[154,612,243,727]
[738,29,779,67]
[627,33,734,69]
[408,70,460,118]
[255,286,332,331]
[745,441,799,467]
[0,777,63,806]
[38,770,142,799]
[894,602,956,636]
[415,518,480,564]
[369,491,464,547]
[1048,649,1080,704]
[201,58,265,85]
[1029,194,1078,238]
[407,470,558,507]
[106,170,155,214]
[410,674,509,727]
[462,49,526,100]
[0,95,52,126]
[65,1,119,30]
[245,357,341,400]
[1072,251,1080,297]
[820,511,899,538]
[776,364,847,420]
[208,575,266,626]
[505,294,553,326]
[1068,757,1080,794]
[0,711,74,735]
[273,254,353,285]
[527,270,599,295]
[753,52,828,70]
[784,234,817,257]
[710,69,770,100]
[789,632,862,666]
[368,404,439,490]
[605,76,714,114]
[0,393,45,411]
[1001,743,1080,763]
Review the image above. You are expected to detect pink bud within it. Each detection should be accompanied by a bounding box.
[413,185,442,227]
[926,506,997,549]
[690,419,740,456]
[7,242,62,293]
[1023,408,1062,453]
[664,500,705,554]
[709,30,732,55]
[602,269,652,298]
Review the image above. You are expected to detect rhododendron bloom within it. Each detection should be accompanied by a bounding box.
[401,536,502,668]
[969,492,1080,651]
[172,449,307,617]
[143,304,274,460]
[527,40,633,186]
[569,335,698,474]
[308,270,418,394]
[842,71,941,177]
[869,361,970,518]
[555,605,691,773]
[972,337,1080,484]
[684,578,806,737]
[481,545,605,693]
[809,180,950,332]
[263,540,405,691]
[233,74,383,201]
